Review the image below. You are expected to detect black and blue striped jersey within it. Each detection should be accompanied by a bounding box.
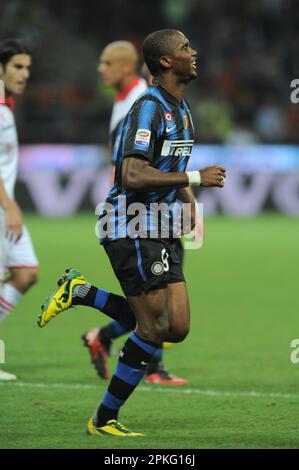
[98,85,195,241]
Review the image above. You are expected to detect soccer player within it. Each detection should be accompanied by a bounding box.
[38,29,226,437]
[82,40,188,385]
[0,39,39,381]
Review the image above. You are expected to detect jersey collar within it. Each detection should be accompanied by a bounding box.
[3,96,15,112]
[156,85,182,107]
[115,77,141,102]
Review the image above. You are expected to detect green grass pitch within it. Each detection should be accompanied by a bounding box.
[1,213,299,449]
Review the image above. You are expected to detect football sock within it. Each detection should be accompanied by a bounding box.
[100,320,129,340]
[146,346,163,375]
[0,283,22,322]
[96,332,159,427]
[72,285,136,330]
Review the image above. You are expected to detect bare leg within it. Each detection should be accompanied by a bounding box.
[127,288,169,343]
[164,281,190,343]
[127,281,190,344]
[95,283,190,427]
[0,267,38,321]
[8,267,39,294]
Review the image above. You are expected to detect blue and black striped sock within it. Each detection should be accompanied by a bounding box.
[147,347,163,374]
[72,285,136,331]
[104,320,128,339]
[96,332,159,427]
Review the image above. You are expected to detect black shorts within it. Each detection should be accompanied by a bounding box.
[103,238,185,296]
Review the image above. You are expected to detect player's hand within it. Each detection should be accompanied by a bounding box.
[199,166,226,188]
[4,200,23,243]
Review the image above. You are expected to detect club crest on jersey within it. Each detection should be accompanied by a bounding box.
[182,115,189,129]
[135,129,151,147]
[151,261,164,276]
[164,112,173,122]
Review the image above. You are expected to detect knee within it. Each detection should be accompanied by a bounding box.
[137,313,169,344]
[171,324,190,343]
[24,268,39,290]
[154,314,169,342]
[10,268,39,293]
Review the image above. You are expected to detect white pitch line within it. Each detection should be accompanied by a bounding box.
[0,380,297,399]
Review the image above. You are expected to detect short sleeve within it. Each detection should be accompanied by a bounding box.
[123,98,164,162]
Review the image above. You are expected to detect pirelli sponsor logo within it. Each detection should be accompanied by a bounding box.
[161,139,194,157]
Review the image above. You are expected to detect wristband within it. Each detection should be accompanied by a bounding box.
[186,171,201,186]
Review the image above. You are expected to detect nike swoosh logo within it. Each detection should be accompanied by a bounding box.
[141,361,148,366]
[166,125,176,134]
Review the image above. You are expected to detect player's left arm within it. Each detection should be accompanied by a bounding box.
[110,164,116,188]
[177,187,195,204]
[177,187,205,239]
[177,187,196,232]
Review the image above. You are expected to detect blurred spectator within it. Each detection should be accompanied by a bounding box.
[254,94,287,142]
[195,89,234,143]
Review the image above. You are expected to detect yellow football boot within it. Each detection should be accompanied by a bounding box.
[37,268,87,328]
[87,417,144,437]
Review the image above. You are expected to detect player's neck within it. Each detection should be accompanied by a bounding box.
[3,89,15,111]
[4,88,12,98]
[116,74,138,93]
[156,76,186,103]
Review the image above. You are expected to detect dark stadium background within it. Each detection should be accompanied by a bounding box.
[1,0,299,451]
[1,0,297,145]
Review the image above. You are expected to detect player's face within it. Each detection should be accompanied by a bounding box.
[0,54,31,96]
[98,48,129,88]
[168,33,197,82]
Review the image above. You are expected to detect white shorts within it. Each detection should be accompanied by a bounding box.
[0,223,39,281]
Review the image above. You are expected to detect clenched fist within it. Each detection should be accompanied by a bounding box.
[199,166,226,188]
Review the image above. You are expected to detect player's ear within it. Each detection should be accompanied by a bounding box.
[160,55,172,71]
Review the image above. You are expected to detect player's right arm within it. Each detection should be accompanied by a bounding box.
[0,176,23,241]
[121,98,226,191]
[122,158,226,191]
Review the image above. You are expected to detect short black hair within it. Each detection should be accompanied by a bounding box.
[143,29,181,77]
[0,39,31,68]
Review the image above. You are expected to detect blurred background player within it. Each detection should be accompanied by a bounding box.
[0,39,39,381]
[81,40,188,385]
[101,41,147,184]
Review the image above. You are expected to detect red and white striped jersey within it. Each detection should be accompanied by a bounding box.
[110,77,147,136]
[109,77,148,163]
